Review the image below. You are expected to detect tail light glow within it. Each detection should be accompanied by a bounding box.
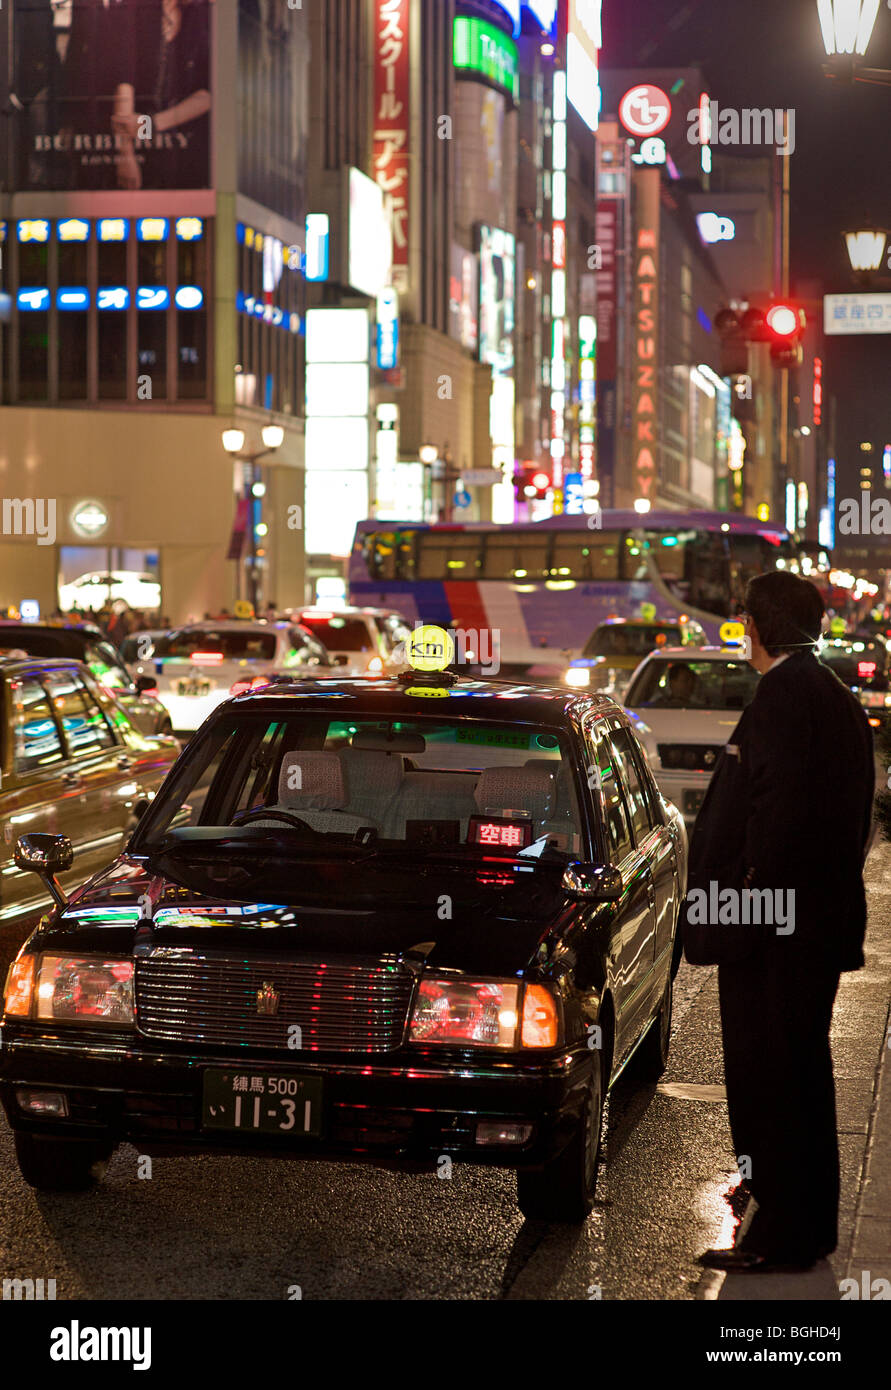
[190,651,224,664]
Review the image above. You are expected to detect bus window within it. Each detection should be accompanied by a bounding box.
[645,530,693,600]
[481,531,548,579]
[688,534,730,615]
[364,532,398,581]
[363,530,417,581]
[417,533,483,580]
[551,534,621,580]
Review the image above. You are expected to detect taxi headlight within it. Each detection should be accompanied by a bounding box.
[565,667,590,688]
[409,978,560,1049]
[33,955,135,1026]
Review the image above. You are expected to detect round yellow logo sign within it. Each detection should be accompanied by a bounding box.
[234,599,255,620]
[406,624,455,672]
[719,621,746,645]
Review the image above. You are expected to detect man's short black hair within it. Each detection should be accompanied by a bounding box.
[744,571,825,656]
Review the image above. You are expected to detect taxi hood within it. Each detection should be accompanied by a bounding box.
[39,848,578,978]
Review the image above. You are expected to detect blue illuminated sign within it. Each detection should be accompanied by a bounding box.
[376,288,399,370]
[175,217,204,241]
[97,287,130,310]
[17,288,50,311]
[137,218,169,241]
[56,288,90,310]
[564,473,585,515]
[174,286,204,310]
[98,218,129,242]
[524,0,557,30]
[491,0,520,34]
[136,287,170,310]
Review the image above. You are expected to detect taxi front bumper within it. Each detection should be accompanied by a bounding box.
[0,1029,593,1170]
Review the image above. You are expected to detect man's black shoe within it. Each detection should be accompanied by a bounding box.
[698,1248,818,1273]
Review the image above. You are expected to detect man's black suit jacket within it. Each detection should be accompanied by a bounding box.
[683,650,875,972]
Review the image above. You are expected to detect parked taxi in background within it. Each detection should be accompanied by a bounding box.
[0,657,179,926]
[124,621,334,733]
[623,646,760,827]
[0,620,172,737]
[291,606,412,676]
[563,616,707,697]
[1,628,686,1223]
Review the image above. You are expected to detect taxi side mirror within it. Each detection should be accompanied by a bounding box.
[562,863,623,901]
[14,834,74,910]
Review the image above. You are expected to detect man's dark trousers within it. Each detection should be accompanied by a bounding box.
[719,940,841,1258]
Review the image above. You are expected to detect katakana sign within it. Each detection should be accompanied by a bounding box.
[373,0,411,291]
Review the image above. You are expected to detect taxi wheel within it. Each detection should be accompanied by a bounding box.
[14,1132,112,1192]
[633,969,673,1081]
[516,1051,605,1224]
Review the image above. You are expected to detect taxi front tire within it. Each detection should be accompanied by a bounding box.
[516,1050,606,1223]
[14,1132,113,1192]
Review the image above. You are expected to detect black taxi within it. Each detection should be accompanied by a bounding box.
[1,667,686,1223]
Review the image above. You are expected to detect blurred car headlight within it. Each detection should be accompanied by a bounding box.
[34,955,135,1026]
[565,667,590,688]
[409,978,559,1048]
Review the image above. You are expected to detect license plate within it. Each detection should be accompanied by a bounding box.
[201,1069,323,1136]
[177,678,211,697]
[683,788,706,814]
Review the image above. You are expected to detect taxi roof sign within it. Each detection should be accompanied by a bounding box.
[719,620,746,645]
[406,624,455,673]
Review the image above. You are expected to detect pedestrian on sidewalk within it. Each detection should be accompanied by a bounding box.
[684,570,875,1273]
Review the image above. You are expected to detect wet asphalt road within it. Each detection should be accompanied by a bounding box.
[0,921,748,1300]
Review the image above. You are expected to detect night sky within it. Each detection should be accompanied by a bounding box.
[606,0,891,501]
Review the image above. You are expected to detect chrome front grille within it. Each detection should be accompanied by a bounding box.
[136,951,415,1053]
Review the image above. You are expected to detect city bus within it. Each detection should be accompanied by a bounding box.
[349,511,824,663]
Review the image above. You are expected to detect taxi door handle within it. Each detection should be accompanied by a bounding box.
[61,770,83,787]
[117,755,132,770]
[646,883,655,907]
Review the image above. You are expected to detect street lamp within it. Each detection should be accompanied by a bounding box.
[818,0,891,81]
[221,424,284,614]
[817,0,880,54]
[845,227,888,276]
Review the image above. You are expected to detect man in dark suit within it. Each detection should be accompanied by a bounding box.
[685,571,875,1272]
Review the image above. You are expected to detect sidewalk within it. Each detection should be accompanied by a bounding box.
[712,835,891,1301]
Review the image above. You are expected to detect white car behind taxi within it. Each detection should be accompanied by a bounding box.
[623,646,760,827]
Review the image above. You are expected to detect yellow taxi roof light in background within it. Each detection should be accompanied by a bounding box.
[406,624,455,673]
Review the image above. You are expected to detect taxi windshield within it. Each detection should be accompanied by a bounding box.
[135,713,583,858]
[582,624,682,658]
[625,658,759,711]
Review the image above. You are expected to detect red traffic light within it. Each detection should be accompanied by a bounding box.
[766,304,801,338]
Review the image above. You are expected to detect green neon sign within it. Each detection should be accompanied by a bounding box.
[453,16,519,103]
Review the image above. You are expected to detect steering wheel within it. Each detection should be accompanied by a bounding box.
[231,807,323,836]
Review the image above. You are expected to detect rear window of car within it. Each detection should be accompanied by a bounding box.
[136,714,583,856]
[151,630,277,662]
[625,658,759,710]
[299,616,374,653]
[582,624,682,658]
